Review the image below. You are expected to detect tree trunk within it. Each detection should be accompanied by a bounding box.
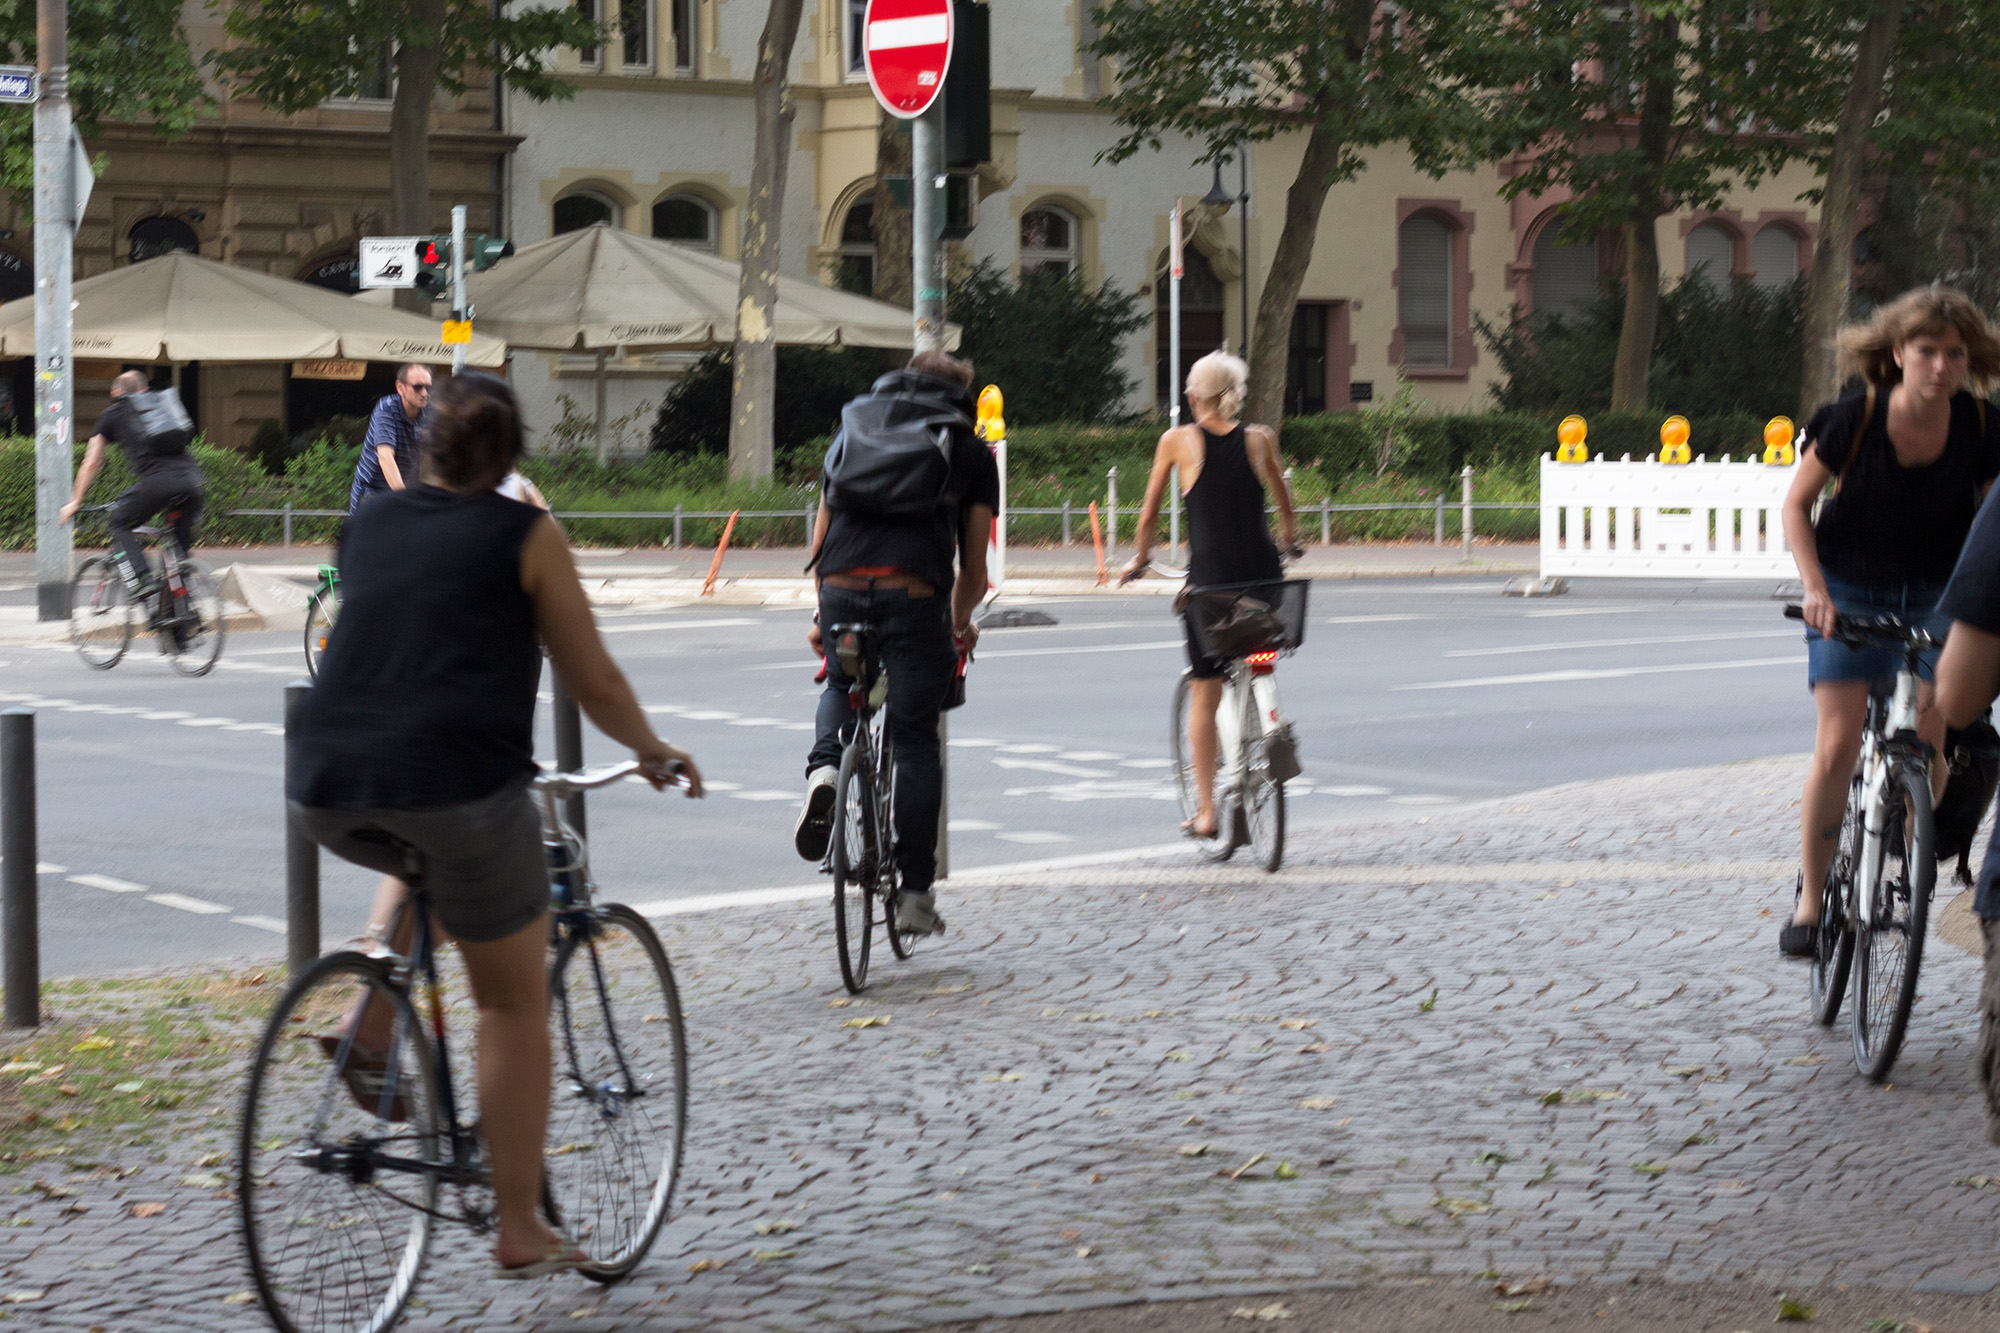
[389,0,446,316]
[728,0,807,482]
[1608,20,1675,412]
[1800,0,1904,415]
[871,115,912,307]
[1243,107,1345,431]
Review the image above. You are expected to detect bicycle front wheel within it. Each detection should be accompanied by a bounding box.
[1170,671,1235,862]
[238,951,442,1333]
[304,585,338,681]
[832,741,876,992]
[1852,761,1935,1081]
[1811,772,1861,1026]
[546,904,689,1283]
[167,558,225,677]
[69,557,133,669]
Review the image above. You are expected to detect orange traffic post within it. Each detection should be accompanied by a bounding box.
[701,509,740,597]
[1089,501,1107,585]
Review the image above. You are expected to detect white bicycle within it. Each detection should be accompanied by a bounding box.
[1131,558,1307,872]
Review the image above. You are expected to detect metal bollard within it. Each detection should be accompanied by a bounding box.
[1061,500,1072,547]
[552,670,587,838]
[1434,493,1445,545]
[672,505,683,550]
[284,682,320,975]
[1106,466,1119,563]
[1320,496,1330,545]
[1461,465,1474,560]
[282,501,293,549]
[3,709,38,1029]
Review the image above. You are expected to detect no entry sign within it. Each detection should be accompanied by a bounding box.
[864,0,953,119]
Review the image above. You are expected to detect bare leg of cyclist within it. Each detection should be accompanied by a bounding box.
[340,875,425,1051]
[1918,681,1948,806]
[456,914,574,1269]
[1187,676,1224,838]
[1798,681,1868,925]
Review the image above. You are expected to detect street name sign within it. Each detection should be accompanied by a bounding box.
[863,0,952,118]
[0,67,36,104]
[358,236,419,289]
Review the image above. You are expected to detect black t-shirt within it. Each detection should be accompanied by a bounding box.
[287,486,544,811]
[1809,388,2000,585]
[815,376,1002,594]
[1941,485,2000,632]
[94,396,198,480]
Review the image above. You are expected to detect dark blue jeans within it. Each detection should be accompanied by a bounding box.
[808,585,954,895]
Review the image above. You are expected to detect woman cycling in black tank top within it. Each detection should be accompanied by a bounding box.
[1120,350,1298,838]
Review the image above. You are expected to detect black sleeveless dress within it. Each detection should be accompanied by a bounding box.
[1182,424,1281,676]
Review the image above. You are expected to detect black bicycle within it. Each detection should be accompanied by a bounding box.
[1786,604,1937,1081]
[69,501,224,676]
[820,622,934,993]
[237,763,688,1333]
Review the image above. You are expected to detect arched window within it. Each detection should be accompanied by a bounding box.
[1020,205,1078,278]
[1531,224,1598,322]
[1753,226,1801,290]
[652,194,717,250]
[128,216,200,264]
[1397,213,1452,368]
[832,196,874,294]
[1686,222,1734,291]
[554,190,620,235]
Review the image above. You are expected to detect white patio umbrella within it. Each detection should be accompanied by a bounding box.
[463,225,955,456]
[0,251,506,365]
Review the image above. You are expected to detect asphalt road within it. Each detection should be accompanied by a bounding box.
[0,576,1810,977]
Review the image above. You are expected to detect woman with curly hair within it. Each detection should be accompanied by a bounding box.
[1779,286,2000,957]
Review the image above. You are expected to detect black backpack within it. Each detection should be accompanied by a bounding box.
[819,389,958,521]
[1937,715,2000,885]
[127,387,195,457]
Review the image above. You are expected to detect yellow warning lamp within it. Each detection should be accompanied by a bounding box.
[1658,414,1691,464]
[976,384,1005,442]
[1762,415,1797,466]
[1555,414,1589,463]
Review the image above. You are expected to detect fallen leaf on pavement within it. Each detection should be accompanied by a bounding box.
[72,1036,114,1053]
[965,1263,992,1274]
[686,1258,726,1273]
[1272,1162,1299,1179]
[56,1084,79,1097]
[1436,1197,1490,1217]
[983,1071,1024,1083]
[1494,1298,1534,1313]
[1777,1293,1815,1321]
[1685,1133,1718,1146]
[1955,1175,2000,1188]
[1295,1042,1331,1054]
[1495,1277,1551,1297]
[751,1248,794,1261]
[1296,1096,1338,1110]
[182,1173,226,1189]
[752,1219,796,1235]
[826,999,851,1008]
[1782,1055,1827,1067]
[1178,1143,1210,1157]
[1075,1245,1093,1257]
[1631,1162,1667,1176]
[112,1081,143,1094]
[1059,1229,1081,1240]
[128,1202,166,1218]
[1180,1115,1204,1126]
[1278,1019,1315,1030]
[1225,1153,1268,1180]
[0,1062,40,1074]
[2,1290,43,1303]
[222,1292,256,1305]
[841,1016,889,1029]
[1418,988,1438,1012]
[1164,1049,1192,1062]
[569,1307,600,1319]
[194,1152,227,1168]
[29,1181,75,1199]
[1230,1303,1292,1321]
[1087,1173,1105,1184]
[1665,1065,1705,1078]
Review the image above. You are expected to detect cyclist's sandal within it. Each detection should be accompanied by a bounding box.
[315,1034,412,1122]
[495,1229,588,1280]
[1778,873,1818,958]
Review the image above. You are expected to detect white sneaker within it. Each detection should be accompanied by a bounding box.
[795,765,838,860]
[895,890,946,936]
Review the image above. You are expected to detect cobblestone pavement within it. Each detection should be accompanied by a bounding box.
[6,752,2000,1331]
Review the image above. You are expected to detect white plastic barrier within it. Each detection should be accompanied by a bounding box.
[1539,452,1799,579]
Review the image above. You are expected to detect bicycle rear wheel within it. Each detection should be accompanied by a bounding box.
[304,585,338,681]
[1852,761,1935,1081]
[1810,774,1861,1026]
[546,904,688,1282]
[69,557,133,669]
[1170,671,1235,862]
[238,951,442,1333]
[167,558,225,677]
[832,740,876,992]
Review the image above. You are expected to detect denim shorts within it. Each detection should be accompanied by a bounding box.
[1805,575,1951,688]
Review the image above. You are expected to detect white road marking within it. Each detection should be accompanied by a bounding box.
[775,722,815,731]
[1004,781,1177,802]
[728,790,799,802]
[1058,750,1123,761]
[1395,654,1802,691]
[947,738,1002,747]
[138,710,194,721]
[1119,758,1173,769]
[644,704,688,714]
[1522,606,1653,618]
[991,757,1116,778]
[597,617,759,634]
[69,873,146,893]
[146,892,230,915]
[743,660,826,673]
[677,709,739,721]
[58,703,114,713]
[725,716,783,727]
[1386,795,1460,806]
[232,915,287,934]
[996,743,1060,753]
[1318,784,1392,796]
[176,717,235,728]
[994,831,1074,845]
[1324,614,1432,625]
[1445,629,1798,658]
[976,640,1182,660]
[0,861,66,874]
[948,819,1001,831]
[702,780,743,791]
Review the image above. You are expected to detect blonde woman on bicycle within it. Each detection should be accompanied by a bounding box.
[1121,350,1297,838]
[1779,286,2000,958]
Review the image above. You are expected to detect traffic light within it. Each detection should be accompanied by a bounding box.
[943,0,990,169]
[414,237,449,294]
[468,235,514,271]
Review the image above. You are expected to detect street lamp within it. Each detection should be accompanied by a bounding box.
[1198,154,1252,357]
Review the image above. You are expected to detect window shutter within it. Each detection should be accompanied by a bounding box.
[1753,227,1799,289]
[1532,228,1598,321]
[1399,215,1452,368]
[1686,224,1733,290]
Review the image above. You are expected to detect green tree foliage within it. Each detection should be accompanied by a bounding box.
[1478,275,1802,420]
[1464,2,1843,409]
[0,1,207,205]
[948,262,1148,426]
[650,347,894,459]
[1087,0,1496,427]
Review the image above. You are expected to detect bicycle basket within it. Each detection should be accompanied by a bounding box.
[1187,579,1310,661]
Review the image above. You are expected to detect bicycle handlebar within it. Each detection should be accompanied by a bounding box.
[533,759,685,798]
[1783,603,1941,651]
[1119,545,1303,586]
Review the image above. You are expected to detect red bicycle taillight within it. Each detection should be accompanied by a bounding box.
[1246,650,1278,675]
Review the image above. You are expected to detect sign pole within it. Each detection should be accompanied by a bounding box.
[449,205,467,376]
[32,0,71,622]
[912,101,945,354]
[1170,199,1183,428]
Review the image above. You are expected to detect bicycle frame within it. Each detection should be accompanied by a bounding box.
[1212,659,1283,800]
[1853,670,1921,931]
